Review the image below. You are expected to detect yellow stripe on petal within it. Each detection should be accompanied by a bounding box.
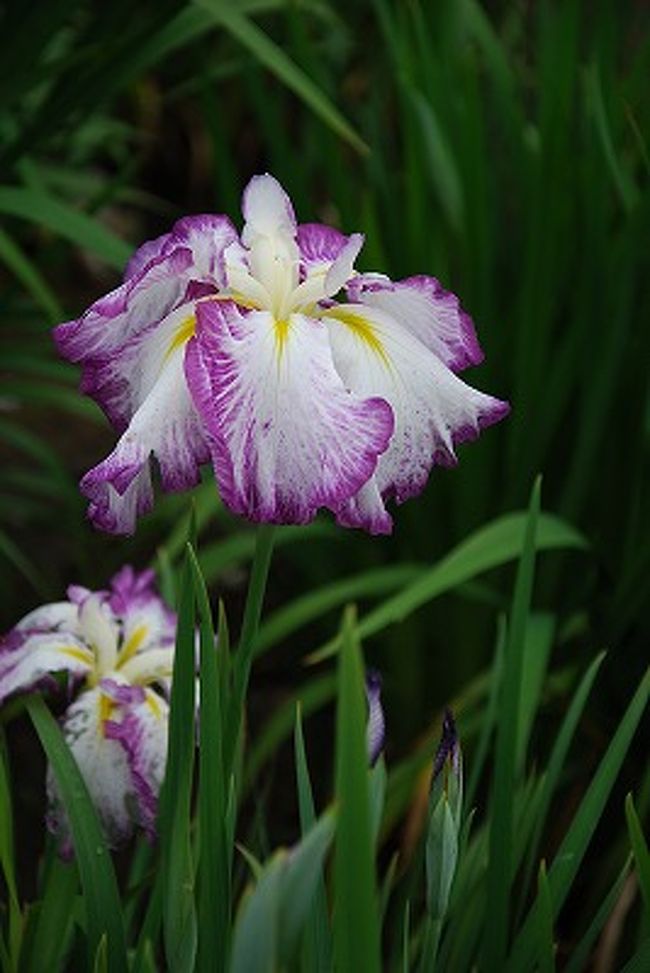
[274,317,291,358]
[117,624,148,668]
[59,645,94,665]
[98,692,116,734]
[322,308,390,365]
[164,314,196,363]
[145,688,163,720]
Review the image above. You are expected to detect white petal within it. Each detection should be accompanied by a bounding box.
[15,602,79,634]
[324,233,364,298]
[347,273,484,371]
[241,174,296,244]
[119,647,174,685]
[185,301,394,526]
[80,329,208,535]
[47,682,169,849]
[324,304,509,528]
[0,631,93,705]
[79,594,118,676]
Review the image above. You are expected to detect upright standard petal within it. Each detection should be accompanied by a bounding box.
[109,566,176,663]
[185,300,394,526]
[325,304,509,531]
[347,273,484,372]
[241,173,296,244]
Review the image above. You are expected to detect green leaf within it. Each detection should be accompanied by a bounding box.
[509,667,650,970]
[0,728,22,969]
[626,794,650,920]
[159,547,198,973]
[516,613,555,774]
[224,525,275,777]
[278,811,336,966]
[20,851,78,973]
[195,2,368,155]
[564,858,631,973]
[255,564,421,658]
[621,938,650,973]
[189,547,231,972]
[333,608,381,973]
[230,812,334,973]
[520,650,606,905]
[26,696,127,973]
[535,862,556,973]
[294,706,332,973]
[0,227,63,322]
[308,510,586,663]
[230,854,283,973]
[484,477,541,969]
[0,187,131,269]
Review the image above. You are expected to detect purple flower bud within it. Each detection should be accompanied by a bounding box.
[365,668,385,768]
[432,708,461,790]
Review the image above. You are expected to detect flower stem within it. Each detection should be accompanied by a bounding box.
[225,524,276,775]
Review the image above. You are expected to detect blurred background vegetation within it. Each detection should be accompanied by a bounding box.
[0,0,648,966]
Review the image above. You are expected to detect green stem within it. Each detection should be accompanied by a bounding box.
[225,524,276,775]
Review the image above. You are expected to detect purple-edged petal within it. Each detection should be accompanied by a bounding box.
[46,685,137,848]
[14,601,79,634]
[297,223,348,272]
[347,273,484,372]
[324,304,509,531]
[55,216,238,430]
[102,680,169,841]
[80,330,209,535]
[365,668,385,767]
[0,630,93,705]
[54,247,193,369]
[47,680,169,850]
[124,230,174,281]
[185,300,394,527]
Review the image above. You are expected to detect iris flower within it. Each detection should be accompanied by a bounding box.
[0,567,174,852]
[55,174,508,535]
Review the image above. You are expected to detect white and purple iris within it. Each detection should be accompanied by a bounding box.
[55,174,509,536]
[0,567,175,852]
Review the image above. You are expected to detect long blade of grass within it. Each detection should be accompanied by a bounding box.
[20,851,79,973]
[520,650,607,908]
[255,564,421,658]
[564,858,631,973]
[225,524,275,776]
[508,667,650,970]
[308,510,586,663]
[294,706,332,973]
[333,607,381,973]
[189,548,231,972]
[0,187,131,269]
[0,227,63,322]
[625,794,650,919]
[26,696,127,973]
[0,728,21,968]
[483,477,541,969]
[159,546,198,973]
[195,2,368,155]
